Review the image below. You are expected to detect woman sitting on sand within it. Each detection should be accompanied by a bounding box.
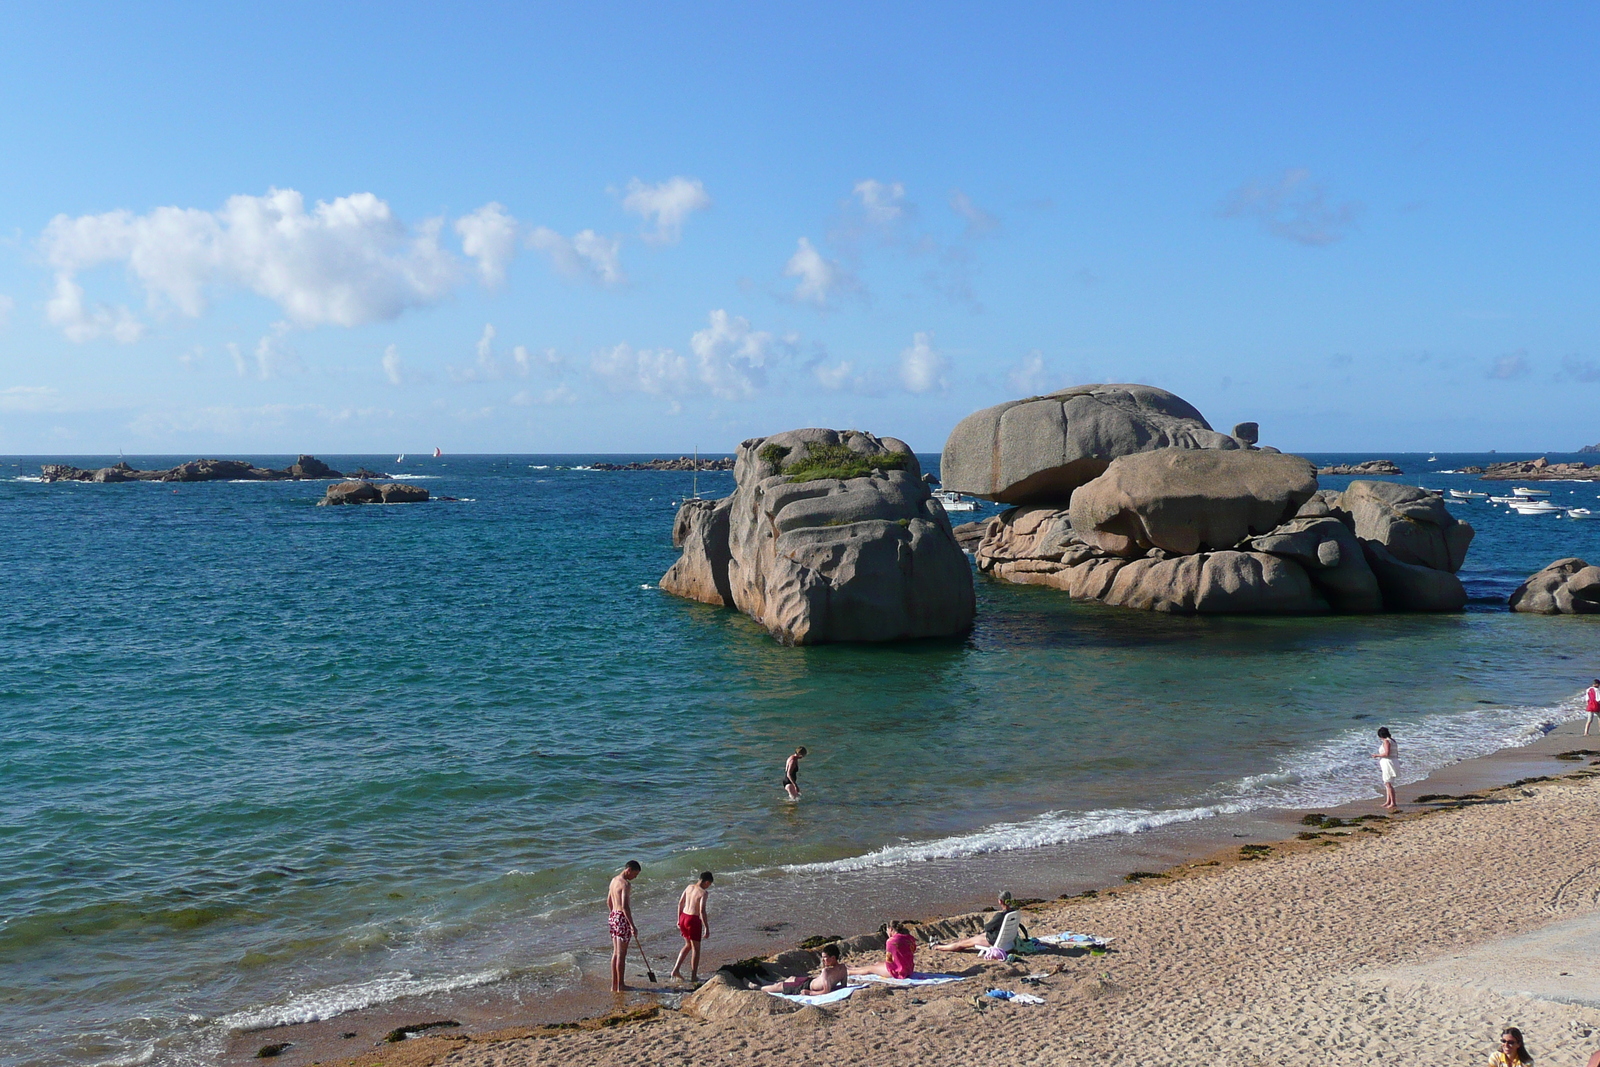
[848,921,917,980]
[1491,1026,1533,1065]
[932,891,1026,952]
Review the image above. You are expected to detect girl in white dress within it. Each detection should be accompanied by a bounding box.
[1372,727,1398,811]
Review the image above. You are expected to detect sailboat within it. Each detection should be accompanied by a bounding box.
[396,454,405,463]
[433,447,442,458]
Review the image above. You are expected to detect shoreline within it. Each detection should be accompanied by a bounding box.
[218,709,1597,1066]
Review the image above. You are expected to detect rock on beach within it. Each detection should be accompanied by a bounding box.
[660,428,975,644]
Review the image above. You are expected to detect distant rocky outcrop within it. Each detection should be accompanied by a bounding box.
[1480,458,1600,481]
[660,428,975,644]
[39,455,359,483]
[939,383,1252,505]
[318,481,430,505]
[588,456,735,471]
[1580,443,1600,454]
[1317,460,1401,476]
[1509,558,1600,614]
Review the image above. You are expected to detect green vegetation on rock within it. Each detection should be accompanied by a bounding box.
[780,443,911,482]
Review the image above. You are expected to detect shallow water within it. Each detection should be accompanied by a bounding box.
[2,451,1596,1067]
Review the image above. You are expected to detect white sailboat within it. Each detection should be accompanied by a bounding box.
[396,454,405,463]
[433,447,442,458]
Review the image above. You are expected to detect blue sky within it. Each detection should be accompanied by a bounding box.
[1,2,1596,455]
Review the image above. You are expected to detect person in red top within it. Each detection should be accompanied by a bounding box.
[848,921,918,980]
[1587,679,1599,736]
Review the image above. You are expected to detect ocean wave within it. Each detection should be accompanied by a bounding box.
[14,476,43,482]
[216,968,507,1031]
[781,695,1583,875]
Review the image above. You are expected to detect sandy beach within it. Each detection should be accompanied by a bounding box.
[265,723,1600,1067]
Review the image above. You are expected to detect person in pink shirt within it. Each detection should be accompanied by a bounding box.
[848,921,917,980]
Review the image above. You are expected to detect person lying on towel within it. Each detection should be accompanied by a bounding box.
[761,943,848,995]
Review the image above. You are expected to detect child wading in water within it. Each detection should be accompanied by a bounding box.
[783,747,807,801]
[670,871,713,983]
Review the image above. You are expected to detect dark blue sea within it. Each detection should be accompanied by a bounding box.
[2,452,1597,1067]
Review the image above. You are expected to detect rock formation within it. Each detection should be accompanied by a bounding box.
[939,383,1250,505]
[1317,459,1402,476]
[1509,558,1600,614]
[949,385,1474,615]
[318,481,430,505]
[39,455,357,483]
[660,428,975,644]
[587,456,735,471]
[1480,457,1600,481]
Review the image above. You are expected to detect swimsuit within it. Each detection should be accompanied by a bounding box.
[783,758,800,790]
[608,910,634,940]
[678,912,703,941]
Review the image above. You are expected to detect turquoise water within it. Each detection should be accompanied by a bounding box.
[2,452,1597,1067]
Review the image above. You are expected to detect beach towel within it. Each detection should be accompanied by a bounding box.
[849,972,969,987]
[985,989,1045,1005]
[767,985,858,1006]
[1035,931,1111,948]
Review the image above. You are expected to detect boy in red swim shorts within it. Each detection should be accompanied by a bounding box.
[670,871,713,983]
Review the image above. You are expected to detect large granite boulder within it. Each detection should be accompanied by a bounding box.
[660,428,975,644]
[1338,481,1473,573]
[660,497,734,606]
[973,505,1328,613]
[1509,558,1600,614]
[1243,515,1384,613]
[940,384,1246,504]
[1068,448,1318,557]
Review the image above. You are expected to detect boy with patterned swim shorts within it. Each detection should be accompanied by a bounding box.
[607,861,641,992]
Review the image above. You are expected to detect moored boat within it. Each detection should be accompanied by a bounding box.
[1512,486,1550,497]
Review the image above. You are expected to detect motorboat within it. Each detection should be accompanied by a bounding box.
[1512,486,1550,497]
[1448,490,1487,499]
[1511,500,1563,515]
[1488,496,1522,504]
[1569,508,1600,520]
[933,489,979,512]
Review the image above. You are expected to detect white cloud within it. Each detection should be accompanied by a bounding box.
[178,346,204,369]
[382,344,404,386]
[898,331,946,393]
[449,323,506,382]
[527,227,624,285]
[949,189,999,238]
[0,385,59,413]
[785,237,854,308]
[39,188,477,336]
[511,383,577,406]
[590,342,691,396]
[621,177,710,243]
[814,359,855,390]
[1007,350,1055,394]
[1220,169,1362,246]
[232,326,300,380]
[690,309,792,400]
[513,344,563,377]
[46,273,144,343]
[1488,349,1530,380]
[454,202,518,286]
[0,294,13,328]
[853,179,907,227]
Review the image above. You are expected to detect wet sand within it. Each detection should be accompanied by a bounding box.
[222,717,1600,1066]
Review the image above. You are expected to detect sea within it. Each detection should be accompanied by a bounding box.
[3,451,1598,1067]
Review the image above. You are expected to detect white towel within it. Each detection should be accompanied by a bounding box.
[767,985,857,1006]
[849,972,969,987]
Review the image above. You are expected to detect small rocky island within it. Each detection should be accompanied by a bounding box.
[38,455,388,483]
[1317,459,1401,476]
[318,481,430,506]
[1510,559,1600,614]
[588,456,734,471]
[1479,457,1600,481]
